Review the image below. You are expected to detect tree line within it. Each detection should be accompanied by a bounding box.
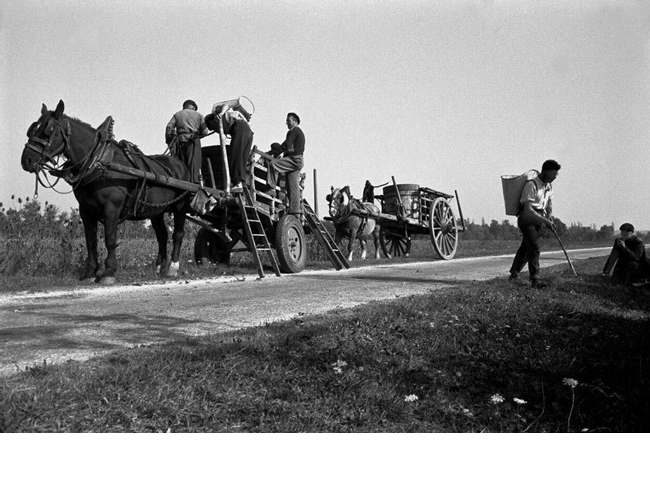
[461,217,619,242]
[1,197,620,243]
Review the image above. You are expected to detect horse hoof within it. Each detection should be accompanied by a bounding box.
[167,261,180,277]
[99,276,115,285]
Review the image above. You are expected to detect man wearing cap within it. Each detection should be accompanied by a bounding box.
[509,159,561,288]
[602,223,650,283]
[165,100,209,183]
[266,112,305,214]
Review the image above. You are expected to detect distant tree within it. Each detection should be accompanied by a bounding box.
[597,224,615,241]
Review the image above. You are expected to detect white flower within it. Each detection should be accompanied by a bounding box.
[404,394,419,403]
[513,397,527,405]
[490,394,505,404]
[563,378,578,388]
[331,360,348,375]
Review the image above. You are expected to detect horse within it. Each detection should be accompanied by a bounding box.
[326,185,381,261]
[21,100,192,284]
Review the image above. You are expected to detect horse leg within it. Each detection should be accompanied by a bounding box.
[167,211,186,277]
[79,207,99,281]
[334,230,346,260]
[360,236,368,260]
[373,229,381,259]
[347,232,356,261]
[98,209,120,285]
[151,214,168,275]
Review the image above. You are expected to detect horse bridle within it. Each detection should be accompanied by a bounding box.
[25,114,108,192]
[25,115,72,169]
[330,189,357,224]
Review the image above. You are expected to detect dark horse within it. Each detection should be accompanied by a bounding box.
[21,100,192,284]
[326,186,381,261]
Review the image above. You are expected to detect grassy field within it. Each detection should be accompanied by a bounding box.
[1,256,648,433]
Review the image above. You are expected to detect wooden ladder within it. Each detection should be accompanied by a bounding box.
[236,187,281,278]
[302,200,350,271]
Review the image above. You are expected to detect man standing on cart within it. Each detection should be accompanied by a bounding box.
[206,104,253,193]
[165,100,209,183]
[266,112,305,214]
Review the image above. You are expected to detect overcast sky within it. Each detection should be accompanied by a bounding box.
[2,0,649,229]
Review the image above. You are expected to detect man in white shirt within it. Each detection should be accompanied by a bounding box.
[509,159,561,288]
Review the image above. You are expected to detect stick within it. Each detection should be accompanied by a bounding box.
[553,229,578,276]
[217,117,230,194]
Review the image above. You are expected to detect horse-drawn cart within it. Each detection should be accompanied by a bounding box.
[337,178,466,260]
[21,99,349,283]
[106,140,350,279]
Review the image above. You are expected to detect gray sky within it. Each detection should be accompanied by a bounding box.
[2,0,649,229]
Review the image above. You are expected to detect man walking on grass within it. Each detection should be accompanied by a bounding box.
[509,159,561,288]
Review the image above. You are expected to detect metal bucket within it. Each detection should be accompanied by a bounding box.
[382,184,420,218]
[212,96,255,121]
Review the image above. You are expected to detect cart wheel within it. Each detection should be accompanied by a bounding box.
[429,197,458,260]
[379,226,412,258]
[275,214,306,273]
[194,227,231,265]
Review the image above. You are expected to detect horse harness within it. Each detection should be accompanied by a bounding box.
[332,195,371,234]
[26,114,189,218]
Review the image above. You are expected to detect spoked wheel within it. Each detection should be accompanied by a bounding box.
[194,227,231,265]
[275,214,307,273]
[380,226,412,258]
[429,197,458,260]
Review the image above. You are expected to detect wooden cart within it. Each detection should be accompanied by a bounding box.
[187,144,349,277]
[351,178,466,259]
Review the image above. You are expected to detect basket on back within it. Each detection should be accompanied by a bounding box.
[501,169,539,216]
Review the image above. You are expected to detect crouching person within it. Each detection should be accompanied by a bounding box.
[602,223,650,284]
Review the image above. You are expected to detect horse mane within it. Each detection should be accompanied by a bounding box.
[65,115,95,131]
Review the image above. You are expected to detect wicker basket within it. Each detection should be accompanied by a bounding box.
[501,170,539,216]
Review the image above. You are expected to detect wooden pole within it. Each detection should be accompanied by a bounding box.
[391,175,406,221]
[206,154,216,189]
[454,189,467,232]
[313,169,319,217]
[217,117,230,194]
[553,229,578,277]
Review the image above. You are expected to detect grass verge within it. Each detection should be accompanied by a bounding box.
[1,256,648,432]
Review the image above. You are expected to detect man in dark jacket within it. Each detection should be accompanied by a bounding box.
[266,112,305,214]
[602,223,650,283]
[165,100,209,183]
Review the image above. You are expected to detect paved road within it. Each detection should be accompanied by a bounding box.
[0,247,610,376]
